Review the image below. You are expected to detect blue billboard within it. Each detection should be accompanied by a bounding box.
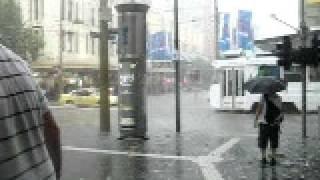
[238,10,254,50]
[147,32,173,61]
[219,13,231,51]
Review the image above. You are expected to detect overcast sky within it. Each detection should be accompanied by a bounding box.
[219,0,299,39]
[150,0,300,40]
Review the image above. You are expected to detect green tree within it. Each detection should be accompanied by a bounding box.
[0,0,44,61]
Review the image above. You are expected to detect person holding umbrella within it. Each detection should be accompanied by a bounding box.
[245,76,285,167]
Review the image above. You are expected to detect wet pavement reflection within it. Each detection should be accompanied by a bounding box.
[53,92,320,180]
[259,167,278,180]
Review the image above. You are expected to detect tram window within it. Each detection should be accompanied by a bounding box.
[241,71,245,96]
[236,70,244,96]
[310,66,320,82]
[284,66,301,82]
[258,66,280,78]
[236,71,239,96]
[227,70,232,96]
[284,74,301,82]
[223,71,226,96]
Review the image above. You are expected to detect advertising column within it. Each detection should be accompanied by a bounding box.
[116,3,149,139]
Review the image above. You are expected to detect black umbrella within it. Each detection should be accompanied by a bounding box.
[244,76,286,94]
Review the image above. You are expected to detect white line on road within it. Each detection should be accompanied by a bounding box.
[196,138,240,180]
[200,162,224,180]
[49,106,118,110]
[208,138,240,158]
[62,138,240,180]
[62,146,195,161]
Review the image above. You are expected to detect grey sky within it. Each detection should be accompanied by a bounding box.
[217,0,299,39]
[150,0,300,40]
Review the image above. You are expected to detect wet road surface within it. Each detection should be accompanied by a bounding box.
[51,91,320,180]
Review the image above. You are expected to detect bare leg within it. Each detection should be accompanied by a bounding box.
[271,148,277,159]
[270,148,277,166]
[260,148,267,166]
[261,148,267,159]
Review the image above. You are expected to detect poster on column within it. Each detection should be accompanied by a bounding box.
[120,74,134,86]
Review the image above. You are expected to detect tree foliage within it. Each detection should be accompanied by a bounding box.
[0,0,44,61]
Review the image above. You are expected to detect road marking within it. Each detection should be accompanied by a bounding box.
[62,146,195,161]
[62,138,240,180]
[199,161,224,180]
[49,106,117,110]
[195,138,240,180]
[208,138,240,158]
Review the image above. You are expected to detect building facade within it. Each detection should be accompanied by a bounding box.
[306,0,320,29]
[17,0,118,95]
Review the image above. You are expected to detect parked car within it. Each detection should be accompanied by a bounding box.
[59,88,118,107]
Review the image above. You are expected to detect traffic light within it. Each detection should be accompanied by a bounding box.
[276,36,292,70]
[311,33,320,66]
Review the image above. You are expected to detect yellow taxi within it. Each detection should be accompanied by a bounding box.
[59,88,118,107]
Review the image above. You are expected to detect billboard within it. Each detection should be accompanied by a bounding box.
[219,13,231,51]
[147,31,173,61]
[238,10,254,50]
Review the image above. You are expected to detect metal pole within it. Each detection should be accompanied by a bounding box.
[318,106,320,138]
[300,0,307,138]
[214,0,219,60]
[59,0,64,97]
[174,0,181,132]
[100,0,110,133]
[302,64,307,138]
[212,0,219,86]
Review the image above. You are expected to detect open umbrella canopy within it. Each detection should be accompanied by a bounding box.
[244,76,286,94]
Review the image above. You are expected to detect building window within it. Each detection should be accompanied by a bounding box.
[68,0,73,21]
[76,2,79,21]
[33,28,45,54]
[31,0,43,21]
[284,66,301,82]
[258,66,280,79]
[65,32,73,52]
[75,33,79,53]
[61,31,65,52]
[62,0,65,20]
[91,8,95,26]
[30,0,32,20]
[91,37,95,54]
[34,0,39,20]
[86,34,89,54]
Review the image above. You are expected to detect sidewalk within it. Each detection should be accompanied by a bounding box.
[53,92,320,180]
[218,120,320,180]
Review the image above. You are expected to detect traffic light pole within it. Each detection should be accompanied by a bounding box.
[100,0,111,133]
[213,0,219,60]
[58,0,64,99]
[300,0,307,138]
[174,0,181,133]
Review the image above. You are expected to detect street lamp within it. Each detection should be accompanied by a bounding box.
[300,0,308,139]
[270,13,300,32]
